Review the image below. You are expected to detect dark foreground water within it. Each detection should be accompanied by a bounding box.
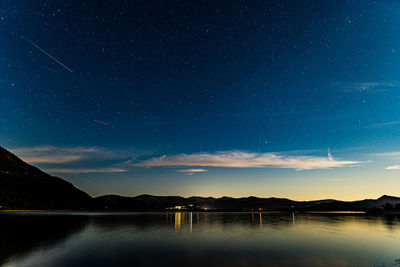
[1,212,400,266]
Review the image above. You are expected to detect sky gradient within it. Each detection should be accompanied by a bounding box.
[1,0,400,200]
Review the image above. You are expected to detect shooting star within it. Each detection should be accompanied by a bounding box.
[94,120,111,126]
[21,36,74,73]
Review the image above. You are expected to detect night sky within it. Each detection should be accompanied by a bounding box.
[2,1,400,200]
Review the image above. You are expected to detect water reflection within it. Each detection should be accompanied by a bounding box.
[0,213,89,265]
[292,212,296,227]
[189,212,193,233]
[173,212,193,232]
[1,212,400,266]
[174,212,181,231]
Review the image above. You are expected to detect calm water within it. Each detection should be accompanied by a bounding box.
[1,212,400,266]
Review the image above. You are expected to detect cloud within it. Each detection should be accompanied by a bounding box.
[327,148,333,161]
[10,146,106,164]
[135,151,361,170]
[333,81,399,93]
[176,169,207,175]
[9,146,138,174]
[366,121,400,128]
[20,155,83,164]
[385,165,400,170]
[371,151,400,157]
[43,168,128,174]
[9,145,138,164]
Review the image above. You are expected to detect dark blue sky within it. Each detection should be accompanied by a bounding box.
[2,1,400,199]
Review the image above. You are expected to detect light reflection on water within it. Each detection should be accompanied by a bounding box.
[1,212,400,266]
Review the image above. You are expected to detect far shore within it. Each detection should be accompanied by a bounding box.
[0,209,376,214]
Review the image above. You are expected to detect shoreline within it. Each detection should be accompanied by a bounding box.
[0,210,371,214]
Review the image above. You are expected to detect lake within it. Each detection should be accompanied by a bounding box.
[1,212,399,266]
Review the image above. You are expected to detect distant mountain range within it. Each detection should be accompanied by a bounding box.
[94,194,400,212]
[1,146,400,211]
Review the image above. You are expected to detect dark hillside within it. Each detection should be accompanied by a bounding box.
[0,146,92,209]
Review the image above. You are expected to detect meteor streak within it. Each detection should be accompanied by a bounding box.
[21,36,74,73]
[94,120,111,126]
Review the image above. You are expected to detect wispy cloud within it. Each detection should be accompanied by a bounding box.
[366,121,400,128]
[19,155,83,164]
[176,169,207,175]
[43,168,128,174]
[135,151,361,170]
[9,146,140,175]
[10,146,109,164]
[368,152,400,169]
[370,151,400,157]
[385,165,400,170]
[333,81,399,93]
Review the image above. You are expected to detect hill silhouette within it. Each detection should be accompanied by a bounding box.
[0,146,92,209]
